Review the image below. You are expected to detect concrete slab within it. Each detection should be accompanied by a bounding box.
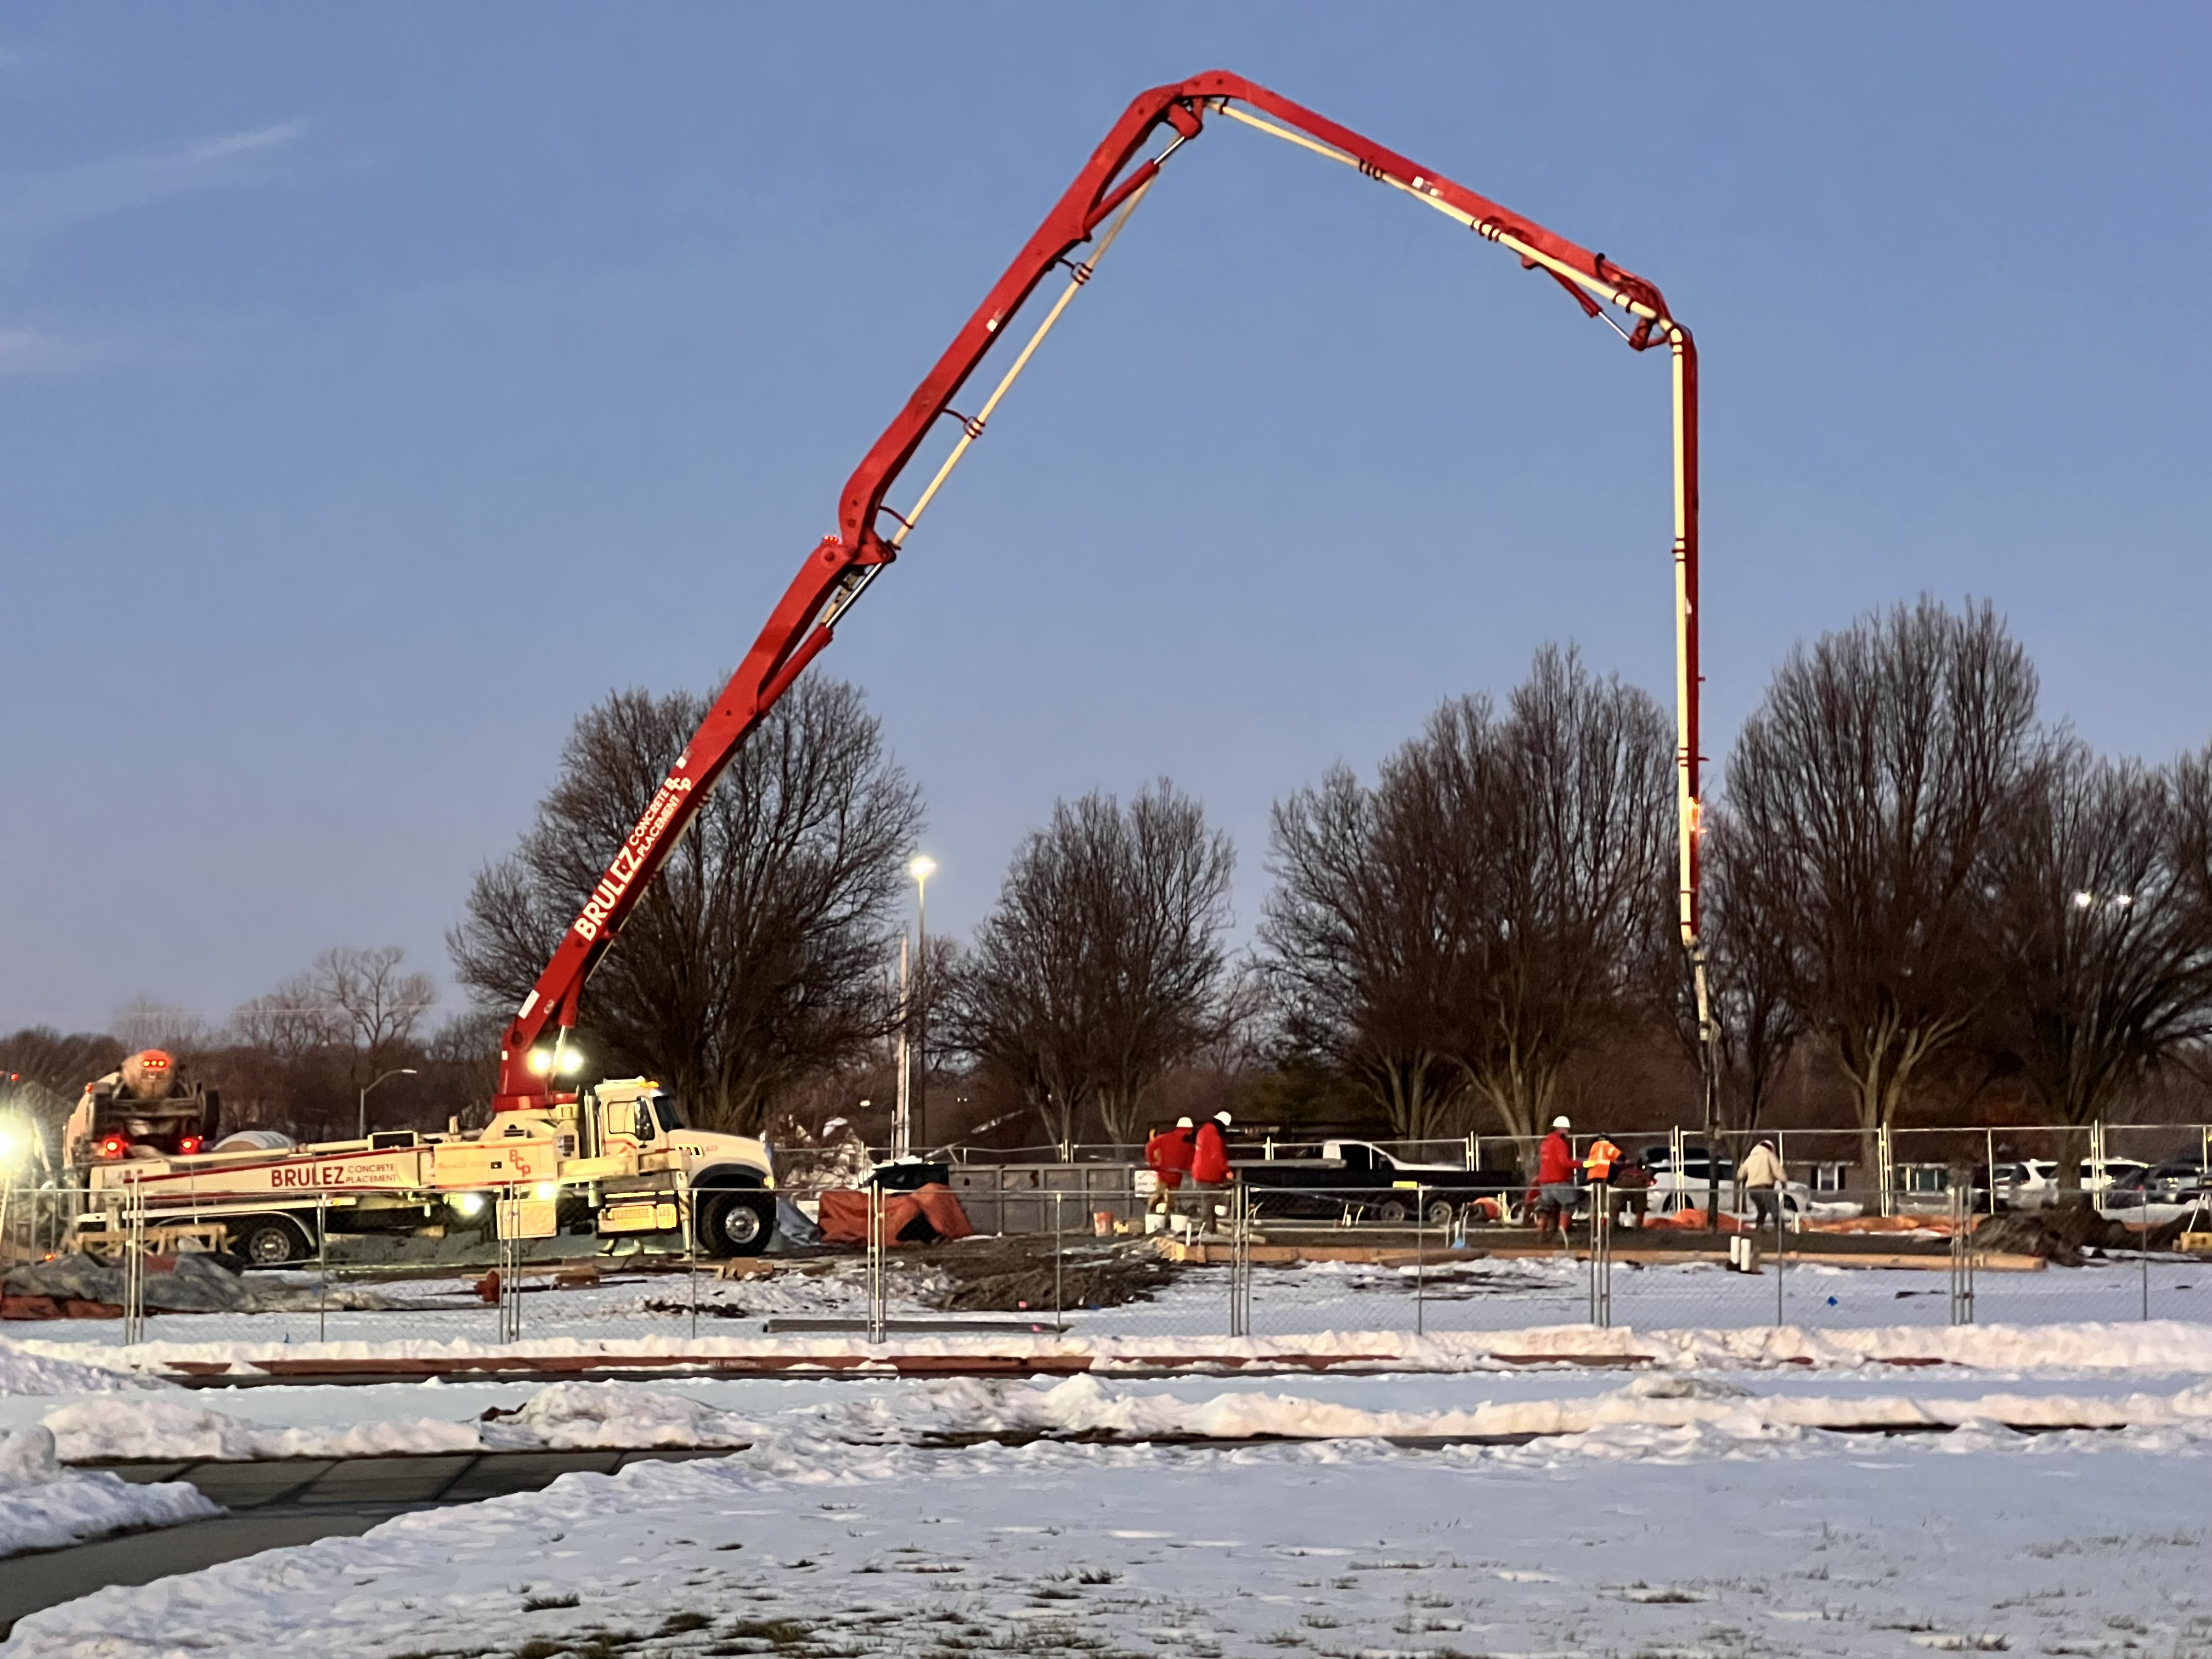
[171,1460,334,1509]
[297,1455,476,1505]
[438,1450,618,1502]
[0,1513,385,1638]
[89,1463,190,1485]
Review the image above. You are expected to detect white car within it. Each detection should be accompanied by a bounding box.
[1990,1158,2148,1211]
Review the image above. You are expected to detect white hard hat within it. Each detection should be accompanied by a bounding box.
[1175,1117,1194,1129]
[1551,1116,1571,1130]
[1214,1111,1232,1126]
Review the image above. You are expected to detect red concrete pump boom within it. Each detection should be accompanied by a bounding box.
[493,70,1707,1114]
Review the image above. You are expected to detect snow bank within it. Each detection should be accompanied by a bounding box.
[0,1340,158,1397]
[10,1392,2212,1658]
[822,1372,2212,1445]
[0,1427,212,1558]
[38,1383,760,1463]
[24,1316,2212,1382]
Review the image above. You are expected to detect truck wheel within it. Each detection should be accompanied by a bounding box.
[1375,1198,1411,1224]
[699,1192,774,1259]
[233,1215,308,1267]
[1424,1198,1457,1228]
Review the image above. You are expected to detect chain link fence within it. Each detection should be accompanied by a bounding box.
[1,1142,2207,1358]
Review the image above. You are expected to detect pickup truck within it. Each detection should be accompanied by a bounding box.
[1238,1140,1522,1227]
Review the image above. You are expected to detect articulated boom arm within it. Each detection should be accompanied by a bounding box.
[494,70,1705,1111]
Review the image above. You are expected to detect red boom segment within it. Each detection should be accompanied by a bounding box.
[494,71,1704,1111]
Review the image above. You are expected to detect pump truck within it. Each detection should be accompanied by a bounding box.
[73,1076,778,1265]
[87,74,1712,1265]
[489,71,1712,1146]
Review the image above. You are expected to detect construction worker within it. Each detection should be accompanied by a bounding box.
[1144,1118,1197,1216]
[1608,1151,1654,1225]
[1582,1133,1623,1184]
[1190,1111,1232,1187]
[1535,1115,1578,1239]
[1739,1138,1787,1229]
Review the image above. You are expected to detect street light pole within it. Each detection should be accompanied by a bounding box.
[358,1067,418,1140]
[908,855,935,1155]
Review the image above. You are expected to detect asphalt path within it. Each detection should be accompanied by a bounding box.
[0,1446,731,1637]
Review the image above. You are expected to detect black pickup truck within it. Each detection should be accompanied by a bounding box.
[1238,1140,1523,1226]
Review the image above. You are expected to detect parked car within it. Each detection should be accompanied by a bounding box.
[1240,1139,1522,1227]
[1989,1158,2150,1210]
[2098,1159,2208,1210]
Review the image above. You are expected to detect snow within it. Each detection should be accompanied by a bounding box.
[0,1342,157,1398]
[4,1248,2204,1353]
[0,1427,212,1559]
[19,1315,2212,1387]
[34,1380,761,1463]
[9,1375,2212,1657]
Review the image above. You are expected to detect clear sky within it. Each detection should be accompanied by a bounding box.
[3,4,2208,1033]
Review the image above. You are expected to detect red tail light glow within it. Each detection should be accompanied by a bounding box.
[178,1136,202,1154]
[100,1136,127,1158]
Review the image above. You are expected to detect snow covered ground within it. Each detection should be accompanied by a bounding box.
[5,1249,2207,1352]
[0,1427,212,1559]
[7,1364,2212,1657]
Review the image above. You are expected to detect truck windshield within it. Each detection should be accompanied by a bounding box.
[652,1098,686,1133]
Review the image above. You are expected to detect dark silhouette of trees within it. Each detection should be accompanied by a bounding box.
[1723,598,2041,1157]
[1987,743,2212,1184]
[946,782,1236,1151]
[1260,762,1466,1140]
[450,677,924,1133]
[1262,646,1673,1143]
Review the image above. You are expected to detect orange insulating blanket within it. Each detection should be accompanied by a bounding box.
[1640,1207,1749,1233]
[817,1183,975,1247]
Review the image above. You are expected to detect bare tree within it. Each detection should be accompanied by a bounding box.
[449,676,924,1133]
[946,782,1236,1150]
[1686,806,1808,1142]
[1446,648,1675,1140]
[1261,763,1468,1141]
[1724,597,2041,1160]
[1261,647,1672,1145]
[229,947,435,1087]
[1989,743,2212,1187]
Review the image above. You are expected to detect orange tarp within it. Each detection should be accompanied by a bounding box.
[817,1183,975,1247]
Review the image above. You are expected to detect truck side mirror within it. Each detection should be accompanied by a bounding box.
[634,1103,656,1143]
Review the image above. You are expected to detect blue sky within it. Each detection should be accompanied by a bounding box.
[3,4,2208,1032]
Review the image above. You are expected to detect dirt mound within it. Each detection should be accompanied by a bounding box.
[917,1237,1180,1312]
[1974,1205,2200,1266]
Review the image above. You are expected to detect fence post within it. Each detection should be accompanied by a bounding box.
[1587,1181,1612,1329]
[2141,1212,2151,1322]
[1774,1180,1785,1328]
[865,1181,887,1344]
[682,1171,699,1342]
[1053,1190,1064,1330]
[1877,1125,1894,1219]
[121,1179,145,1347]
[1948,1184,1975,1326]
[1415,1186,1425,1340]
[317,1193,329,1345]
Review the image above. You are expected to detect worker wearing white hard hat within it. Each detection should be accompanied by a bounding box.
[1536,1115,1579,1240]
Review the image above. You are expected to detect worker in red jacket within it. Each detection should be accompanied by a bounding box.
[1144,1118,1197,1216]
[1534,1115,1579,1240]
[1190,1111,1232,1186]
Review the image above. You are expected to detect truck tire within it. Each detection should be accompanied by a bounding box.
[1424,1198,1457,1228]
[699,1191,774,1259]
[1375,1198,1412,1224]
[232,1214,309,1267]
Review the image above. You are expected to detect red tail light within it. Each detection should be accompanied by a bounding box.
[178,1136,202,1154]
[100,1136,127,1158]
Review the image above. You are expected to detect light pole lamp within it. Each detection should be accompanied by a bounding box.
[908,855,935,1153]
[358,1067,418,1140]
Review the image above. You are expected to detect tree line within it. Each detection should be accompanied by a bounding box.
[12,594,2210,1167]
